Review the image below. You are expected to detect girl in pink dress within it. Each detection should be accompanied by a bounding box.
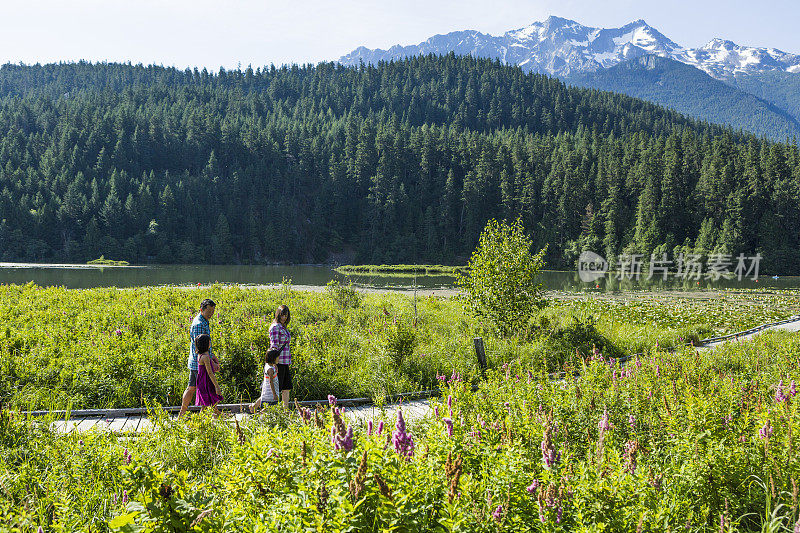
[194,334,223,415]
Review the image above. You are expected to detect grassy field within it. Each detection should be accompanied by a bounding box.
[1,330,798,531]
[2,283,800,411]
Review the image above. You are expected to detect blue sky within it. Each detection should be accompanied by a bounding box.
[1,0,798,69]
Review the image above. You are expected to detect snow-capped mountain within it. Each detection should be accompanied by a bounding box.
[338,16,800,80]
[676,39,800,78]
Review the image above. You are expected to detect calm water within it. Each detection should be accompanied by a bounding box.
[0,264,453,290]
[0,263,798,291]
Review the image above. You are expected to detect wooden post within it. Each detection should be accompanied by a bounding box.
[474,337,487,374]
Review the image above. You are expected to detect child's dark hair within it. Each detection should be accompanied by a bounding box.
[265,348,280,365]
[195,333,211,354]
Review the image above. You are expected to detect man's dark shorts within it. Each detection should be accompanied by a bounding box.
[187,369,198,388]
[277,363,292,391]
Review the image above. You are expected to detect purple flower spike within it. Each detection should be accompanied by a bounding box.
[367,420,373,436]
[790,380,797,397]
[434,406,439,418]
[443,417,453,437]
[392,409,415,459]
[447,395,452,409]
[377,420,385,436]
[527,480,540,494]
[122,490,128,504]
[776,381,788,403]
[341,425,354,451]
[327,395,337,406]
[628,414,636,430]
[759,420,773,440]
[492,505,503,522]
[540,420,560,469]
[598,409,612,431]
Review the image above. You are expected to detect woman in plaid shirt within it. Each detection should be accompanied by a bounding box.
[270,304,292,408]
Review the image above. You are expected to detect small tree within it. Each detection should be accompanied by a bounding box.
[457,219,547,337]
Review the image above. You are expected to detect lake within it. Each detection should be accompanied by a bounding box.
[1,263,799,292]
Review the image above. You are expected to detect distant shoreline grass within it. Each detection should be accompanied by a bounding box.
[335,264,466,276]
[87,256,130,266]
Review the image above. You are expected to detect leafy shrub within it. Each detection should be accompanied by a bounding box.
[457,218,547,337]
[325,280,362,309]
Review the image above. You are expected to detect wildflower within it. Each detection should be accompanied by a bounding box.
[790,380,797,397]
[367,420,373,436]
[540,418,560,469]
[503,401,511,410]
[775,381,788,403]
[122,490,128,504]
[447,395,452,409]
[623,440,639,474]
[492,505,503,522]
[376,421,385,436]
[330,407,355,452]
[392,409,415,459]
[444,451,463,502]
[635,358,642,369]
[296,403,312,423]
[349,449,368,499]
[759,420,773,440]
[468,428,481,442]
[341,426,355,451]
[115,329,122,336]
[328,395,337,406]
[656,365,660,377]
[527,480,540,494]
[628,414,636,430]
[434,406,439,418]
[598,409,612,431]
[442,417,453,437]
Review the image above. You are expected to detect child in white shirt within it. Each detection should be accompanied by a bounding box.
[249,348,280,413]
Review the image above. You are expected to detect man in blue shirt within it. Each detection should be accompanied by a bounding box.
[179,298,216,417]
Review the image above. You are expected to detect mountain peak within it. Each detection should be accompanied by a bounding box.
[338,17,800,79]
[543,15,578,26]
[703,38,737,50]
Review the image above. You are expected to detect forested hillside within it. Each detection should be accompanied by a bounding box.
[1,55,799,272]
[566,55,800,140]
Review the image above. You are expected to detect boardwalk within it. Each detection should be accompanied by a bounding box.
[45,314,800,434]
